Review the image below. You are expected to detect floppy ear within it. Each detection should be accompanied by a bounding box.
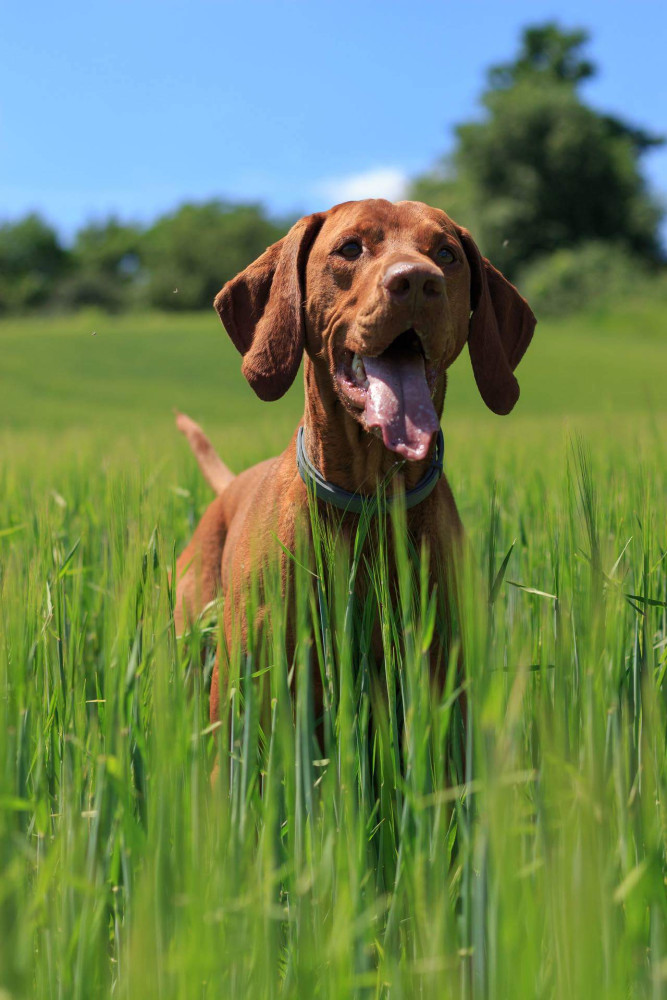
[214,213,325,401]
[457,227,536,415]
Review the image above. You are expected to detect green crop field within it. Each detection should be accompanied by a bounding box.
[1,303,666,998]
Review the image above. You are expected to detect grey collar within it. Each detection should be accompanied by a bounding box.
[296,426,444,514]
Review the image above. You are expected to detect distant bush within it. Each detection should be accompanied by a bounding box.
[517,241,658,317]
[49,218,144,313]
[141,201,286,311]
[49,271,138,313]
[0,215,70,314]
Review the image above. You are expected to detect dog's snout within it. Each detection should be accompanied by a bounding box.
[382,261,445,303]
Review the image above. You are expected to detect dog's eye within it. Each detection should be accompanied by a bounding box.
[436,247,456,264]
[337,240,363,260]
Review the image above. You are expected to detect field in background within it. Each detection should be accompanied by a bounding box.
[2,301,665,504]
[0,306,666,997]
[3,296,666,434]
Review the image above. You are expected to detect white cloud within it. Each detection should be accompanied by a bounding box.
[316,166,409,206]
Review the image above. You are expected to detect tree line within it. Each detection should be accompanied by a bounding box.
[0,202,286,315]
[1,23,663,317]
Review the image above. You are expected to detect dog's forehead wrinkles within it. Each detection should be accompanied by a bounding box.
[318,204,389,246]
[330,222,387,246]
[316,199,456,255]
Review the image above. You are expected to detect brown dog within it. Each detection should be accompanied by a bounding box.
[175,199,535,724]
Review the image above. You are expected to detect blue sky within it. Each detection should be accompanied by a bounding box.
[2,0,665,239]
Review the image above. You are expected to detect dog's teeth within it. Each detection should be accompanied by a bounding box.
[352,353,369,387]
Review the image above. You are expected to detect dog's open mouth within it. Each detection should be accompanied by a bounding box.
[337,329,440,462]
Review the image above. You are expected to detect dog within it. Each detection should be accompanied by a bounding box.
[174,198,536,726]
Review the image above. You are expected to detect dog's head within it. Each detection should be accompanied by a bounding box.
[215,199,536,461]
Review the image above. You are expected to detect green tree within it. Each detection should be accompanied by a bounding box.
[411,23,663,278]
[142,201,286,311]
[53,218,143,311]
[0,214,70,313]
[487,23,595,88]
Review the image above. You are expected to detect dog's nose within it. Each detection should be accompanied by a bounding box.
[382,261,445,303]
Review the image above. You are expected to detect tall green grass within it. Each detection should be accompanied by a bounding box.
[1,421,665,997]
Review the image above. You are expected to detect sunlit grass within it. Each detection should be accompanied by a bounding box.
[0,421,665,997]
[1,307,666,996]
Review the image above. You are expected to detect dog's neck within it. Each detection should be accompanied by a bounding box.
[301,359,446,494]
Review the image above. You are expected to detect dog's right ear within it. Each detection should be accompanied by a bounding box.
[457,227,536,415]
[214,213,325,401]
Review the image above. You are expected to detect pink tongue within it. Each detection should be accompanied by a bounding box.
[363,347,439,461]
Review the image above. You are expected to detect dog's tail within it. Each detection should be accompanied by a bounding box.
[174,411,235,495]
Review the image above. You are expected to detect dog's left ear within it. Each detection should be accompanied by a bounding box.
[457,227,536,415]
[214,212,325,401]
